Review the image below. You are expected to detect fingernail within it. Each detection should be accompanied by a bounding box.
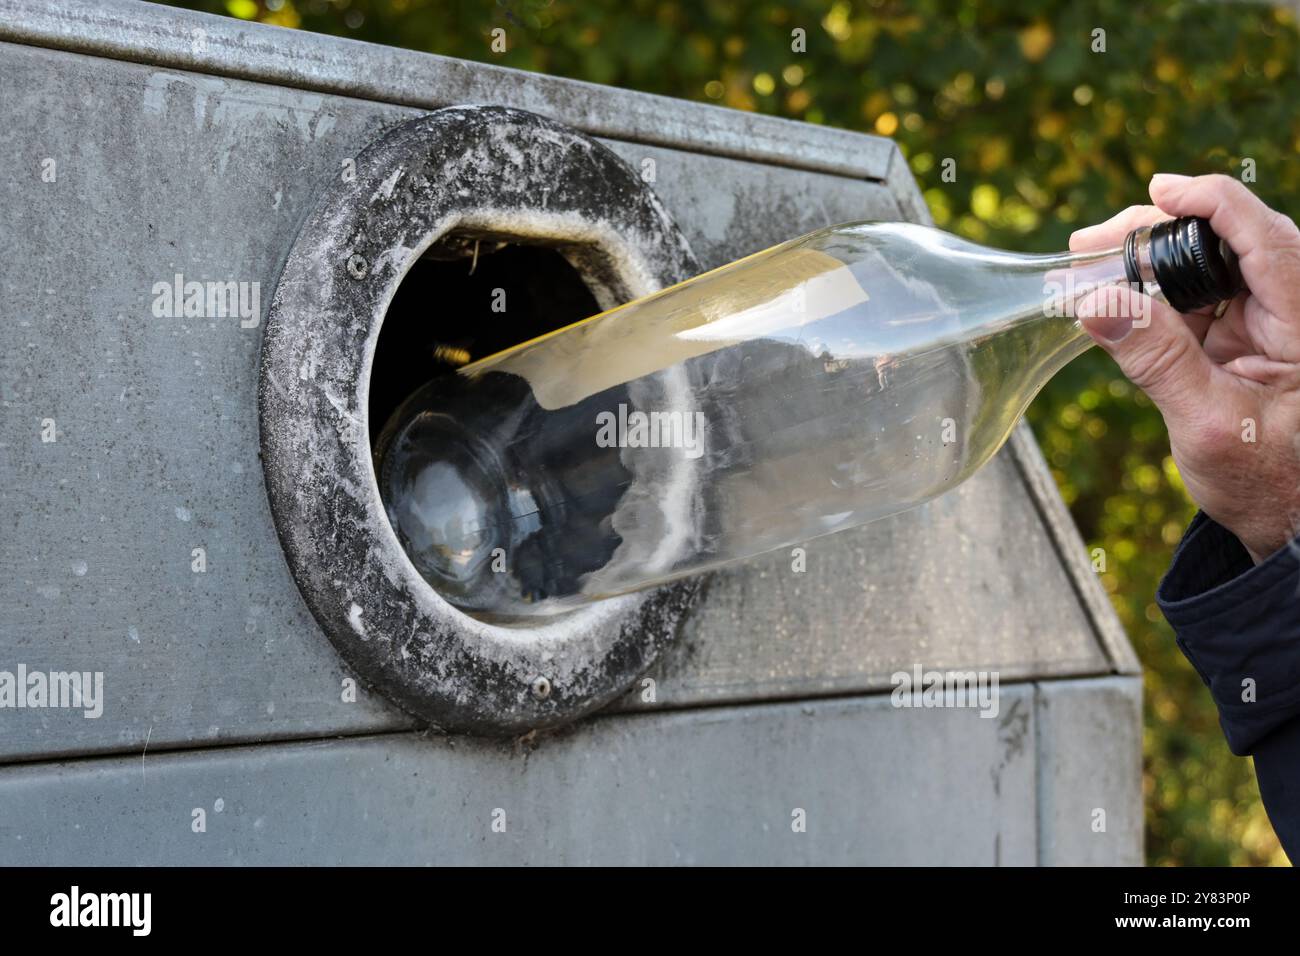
[1150,173,1191,187]
[1081,311,1134,343]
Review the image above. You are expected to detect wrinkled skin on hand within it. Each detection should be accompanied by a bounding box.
[1071,174,1300,563]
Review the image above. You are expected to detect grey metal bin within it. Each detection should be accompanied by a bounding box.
[0,0,1142,865]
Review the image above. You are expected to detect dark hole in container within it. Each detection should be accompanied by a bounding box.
[369,237,602,445]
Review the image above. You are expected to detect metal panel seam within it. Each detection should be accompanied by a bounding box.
[0,0,896,181]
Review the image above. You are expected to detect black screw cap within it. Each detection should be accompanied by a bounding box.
[1149,216,1243,313]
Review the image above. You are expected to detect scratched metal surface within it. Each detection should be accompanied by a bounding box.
[0,680,1143,865]
[0,0,897,180]
[0,687,1041,865]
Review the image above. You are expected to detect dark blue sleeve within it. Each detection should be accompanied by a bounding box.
[1157,512,1300,861]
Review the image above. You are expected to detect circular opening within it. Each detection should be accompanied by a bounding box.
[368,232,610,626]
[368,234,602,444]
[259,106,706,732]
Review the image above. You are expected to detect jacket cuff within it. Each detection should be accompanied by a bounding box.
[1157,512,1300,755]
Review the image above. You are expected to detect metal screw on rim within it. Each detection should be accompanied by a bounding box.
[347,253,368,279]
[530,676,552,701]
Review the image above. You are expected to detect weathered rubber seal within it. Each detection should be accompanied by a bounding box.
[258,105,704,735]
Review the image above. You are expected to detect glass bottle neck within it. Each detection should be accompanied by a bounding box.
[986,244,1133,409]
[1036,245,1136,318]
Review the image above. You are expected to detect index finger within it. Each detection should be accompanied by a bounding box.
[1069,205,1168,253]
[1149,173,1300,316]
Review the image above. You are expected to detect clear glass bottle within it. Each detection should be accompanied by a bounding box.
[374,216,1240,623]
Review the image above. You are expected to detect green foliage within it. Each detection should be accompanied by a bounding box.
[171,0,1298,864]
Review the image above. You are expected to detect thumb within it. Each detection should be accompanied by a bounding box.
[1076,287,1215,421]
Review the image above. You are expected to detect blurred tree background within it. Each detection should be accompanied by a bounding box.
[168,0,1298,865]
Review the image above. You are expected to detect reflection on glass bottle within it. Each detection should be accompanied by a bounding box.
[374,217,1241,623]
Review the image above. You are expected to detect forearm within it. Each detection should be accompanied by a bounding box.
[1157,511,1300,862]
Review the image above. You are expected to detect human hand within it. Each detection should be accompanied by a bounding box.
[1070,174,1300,563]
